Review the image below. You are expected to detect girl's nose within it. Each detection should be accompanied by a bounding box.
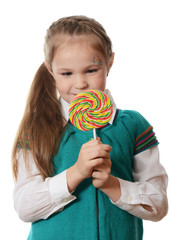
[74,74,88,89]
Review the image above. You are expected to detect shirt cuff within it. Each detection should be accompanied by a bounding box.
[111,178,141,211]
[48,170,76,206]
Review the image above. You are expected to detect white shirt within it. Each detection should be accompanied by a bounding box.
[13,91,168,223]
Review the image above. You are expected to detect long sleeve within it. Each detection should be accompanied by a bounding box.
[13,150,76,223]
[113,146,168,221]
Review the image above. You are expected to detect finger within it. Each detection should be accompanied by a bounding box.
[93,161,111,172]
[82,138,101,149]
[88,143,112,156]
[88,149,111,160]
[83,138,112,152]
[99,144,112,152]
[92,170,109,179]
[89,158,106,168]
[92,170,100,179]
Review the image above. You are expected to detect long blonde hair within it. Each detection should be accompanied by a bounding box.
[12,16,113,180]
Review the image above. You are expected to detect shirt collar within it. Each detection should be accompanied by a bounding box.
[60,89,117,125]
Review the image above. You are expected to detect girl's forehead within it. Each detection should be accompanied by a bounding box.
[51,38,105,71]
[54,36,103,58]
[50,34,107,66]
[56,35,95,50]
[53,41,103,64]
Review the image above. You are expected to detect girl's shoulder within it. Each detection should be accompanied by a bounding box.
[115,109,159,155]
[116,109,151,129]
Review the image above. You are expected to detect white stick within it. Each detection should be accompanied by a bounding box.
[93,128,97,140]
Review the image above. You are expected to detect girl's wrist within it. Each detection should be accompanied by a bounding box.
[99,175,121,203]
[66,165,85,193]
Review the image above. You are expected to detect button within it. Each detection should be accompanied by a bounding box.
[127,195,132,202]
[63,196,74,203]
[63,198,69,203]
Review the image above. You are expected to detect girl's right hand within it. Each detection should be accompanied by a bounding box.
[74,137,112,180]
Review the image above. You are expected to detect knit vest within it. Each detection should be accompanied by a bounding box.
[28,110,158,240]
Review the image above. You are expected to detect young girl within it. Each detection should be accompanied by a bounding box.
[12,16,168,240]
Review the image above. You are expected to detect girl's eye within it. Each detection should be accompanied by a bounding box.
[61,72,72,76]
[86,69,98,74]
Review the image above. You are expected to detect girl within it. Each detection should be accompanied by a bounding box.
[12,16,168,240]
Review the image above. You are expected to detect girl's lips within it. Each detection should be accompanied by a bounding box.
[71,93,79,98]
[72,90,90,96]
[71,93,77,97]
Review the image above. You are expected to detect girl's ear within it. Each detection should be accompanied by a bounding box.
[44,61,54,76]
[107,52,115,73]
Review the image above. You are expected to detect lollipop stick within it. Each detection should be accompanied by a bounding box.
[93,128,97,140]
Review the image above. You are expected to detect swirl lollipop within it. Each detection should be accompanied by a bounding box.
[69,89,113,139]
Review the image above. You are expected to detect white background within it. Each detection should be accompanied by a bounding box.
[0,0,170,239]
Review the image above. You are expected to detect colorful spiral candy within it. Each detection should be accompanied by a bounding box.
[69,89,113,131]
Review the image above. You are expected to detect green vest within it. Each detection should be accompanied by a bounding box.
[28,110,158,240]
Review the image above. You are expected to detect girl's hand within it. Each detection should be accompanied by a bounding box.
[91,149,121,203]
[74,137,112,180]
[92,151,112,189]
[67,138,112,193]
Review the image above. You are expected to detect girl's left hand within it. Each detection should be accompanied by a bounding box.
[92,157,121,203]
[92,154,112,189]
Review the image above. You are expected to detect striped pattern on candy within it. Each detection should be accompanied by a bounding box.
[69,89,113,131]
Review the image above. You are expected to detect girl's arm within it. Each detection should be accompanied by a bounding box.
[97,146,168,221]
[13,150,76,222]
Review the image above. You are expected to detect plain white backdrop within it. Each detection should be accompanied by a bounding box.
[0,0,170,239]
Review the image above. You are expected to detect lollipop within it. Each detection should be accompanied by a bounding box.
[69,89,113,139]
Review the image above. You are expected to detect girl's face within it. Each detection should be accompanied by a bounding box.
[46,36,113,103]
